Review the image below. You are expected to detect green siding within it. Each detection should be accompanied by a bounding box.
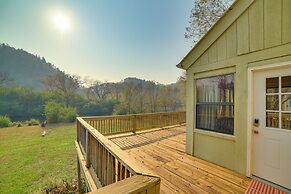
[200,51,209,65]
[264,0,282,48]
[209,42,217,63]
[283,0,291,43]
[226,23,237,58]
[184,0,291,176]
[237,10,250,54]
[217,33,227,61]
[194,133,235,170]
[249,0,264,51]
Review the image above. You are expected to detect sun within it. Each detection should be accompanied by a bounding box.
[53,13,70,32]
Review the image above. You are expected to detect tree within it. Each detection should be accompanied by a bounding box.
[42,72,80,106]
[146,81,159,113]
[108,83,122,101]
[89,81,110,102]
[121,82,137,114]
[185,0,233,45]
[158,86,171,112]
[135,81,146,113]
[177,73,186,110]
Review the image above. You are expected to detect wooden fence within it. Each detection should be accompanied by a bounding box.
[82,111,186,135]
[76,112,185,193]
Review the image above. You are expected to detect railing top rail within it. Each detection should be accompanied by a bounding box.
[77,117,157,176]
[81,111,185,120]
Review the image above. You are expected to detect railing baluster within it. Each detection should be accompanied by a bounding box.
[117,161,121,181]
[85,129,90,168]
[126,169,130,178]
[103,147,107,186]
[77,112,184,190]
[97,142,101,179]
[122,165,126,180]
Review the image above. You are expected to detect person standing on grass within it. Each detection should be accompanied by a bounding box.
[40,120,47,137]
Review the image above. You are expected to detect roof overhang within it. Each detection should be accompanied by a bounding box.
[177,0,255,70]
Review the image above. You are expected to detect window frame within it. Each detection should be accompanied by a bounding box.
[194,72,236,136]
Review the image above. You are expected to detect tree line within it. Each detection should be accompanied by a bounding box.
[0,71,185,122]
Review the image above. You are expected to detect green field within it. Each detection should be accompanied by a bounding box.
[0,123,77,194]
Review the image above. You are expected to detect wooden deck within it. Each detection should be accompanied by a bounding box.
[108,126,251,194]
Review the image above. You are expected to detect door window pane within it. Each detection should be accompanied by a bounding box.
[265,76,291,129]
[266,112,279,128]
[281,95,291,111]
[266,77,279,93]
[282,76,291,93]
[266,95,279,110]
[196,74,234,135]
[282,113,291,130]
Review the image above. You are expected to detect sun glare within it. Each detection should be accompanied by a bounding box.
[53,13,70,32]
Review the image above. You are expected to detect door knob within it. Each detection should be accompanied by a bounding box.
[253,130,259,134]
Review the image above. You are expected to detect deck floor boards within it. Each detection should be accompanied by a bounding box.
[109,126,251,194]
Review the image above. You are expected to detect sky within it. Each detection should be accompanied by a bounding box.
[0,0,193,84]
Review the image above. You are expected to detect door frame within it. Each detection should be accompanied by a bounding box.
[246,61,291,177]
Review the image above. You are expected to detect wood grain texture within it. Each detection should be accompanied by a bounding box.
[89,175,160,194]
[109,126,251,194]
[82,112,186,136]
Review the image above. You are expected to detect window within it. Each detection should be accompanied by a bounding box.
[196,74,234,135]
[266,76,291,129]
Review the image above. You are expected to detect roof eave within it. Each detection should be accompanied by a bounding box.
[176,0,255,70]
[176,63,184,70]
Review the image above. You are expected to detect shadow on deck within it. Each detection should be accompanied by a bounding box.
[108,126,185,151]
[108,126,251,194]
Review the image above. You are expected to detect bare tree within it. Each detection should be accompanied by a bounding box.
[135,81,146,113]
[146,81,159,113]
[89,81,110,102]
[122,82,137,114]
[185,0,234,45]
[42,71,80,106]
[158,86,171,112]
[177,73,186,110]
[108,83,122,101]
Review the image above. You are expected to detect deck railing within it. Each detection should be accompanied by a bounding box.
[76,111,185,193]
[82,111,186,135]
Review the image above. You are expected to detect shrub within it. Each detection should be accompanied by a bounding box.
[0,115,12,128]
[61,107,77,123]
[44,101,77,123]
[28,118,39,126]
[11,121,22,127]
[44,101,63,123]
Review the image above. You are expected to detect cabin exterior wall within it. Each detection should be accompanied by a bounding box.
[185,0,291,175]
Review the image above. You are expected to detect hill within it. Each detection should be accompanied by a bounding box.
[0,44,60,90]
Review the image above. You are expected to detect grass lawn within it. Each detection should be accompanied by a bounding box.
[0,123,77,194]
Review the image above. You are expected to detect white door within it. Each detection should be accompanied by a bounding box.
[253,65,291,189]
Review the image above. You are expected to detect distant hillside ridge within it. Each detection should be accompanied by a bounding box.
[0,43,61,90]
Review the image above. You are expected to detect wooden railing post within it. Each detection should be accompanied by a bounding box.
[133,115,137,134]
[77,156,82,193]
[86,128,91,168]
